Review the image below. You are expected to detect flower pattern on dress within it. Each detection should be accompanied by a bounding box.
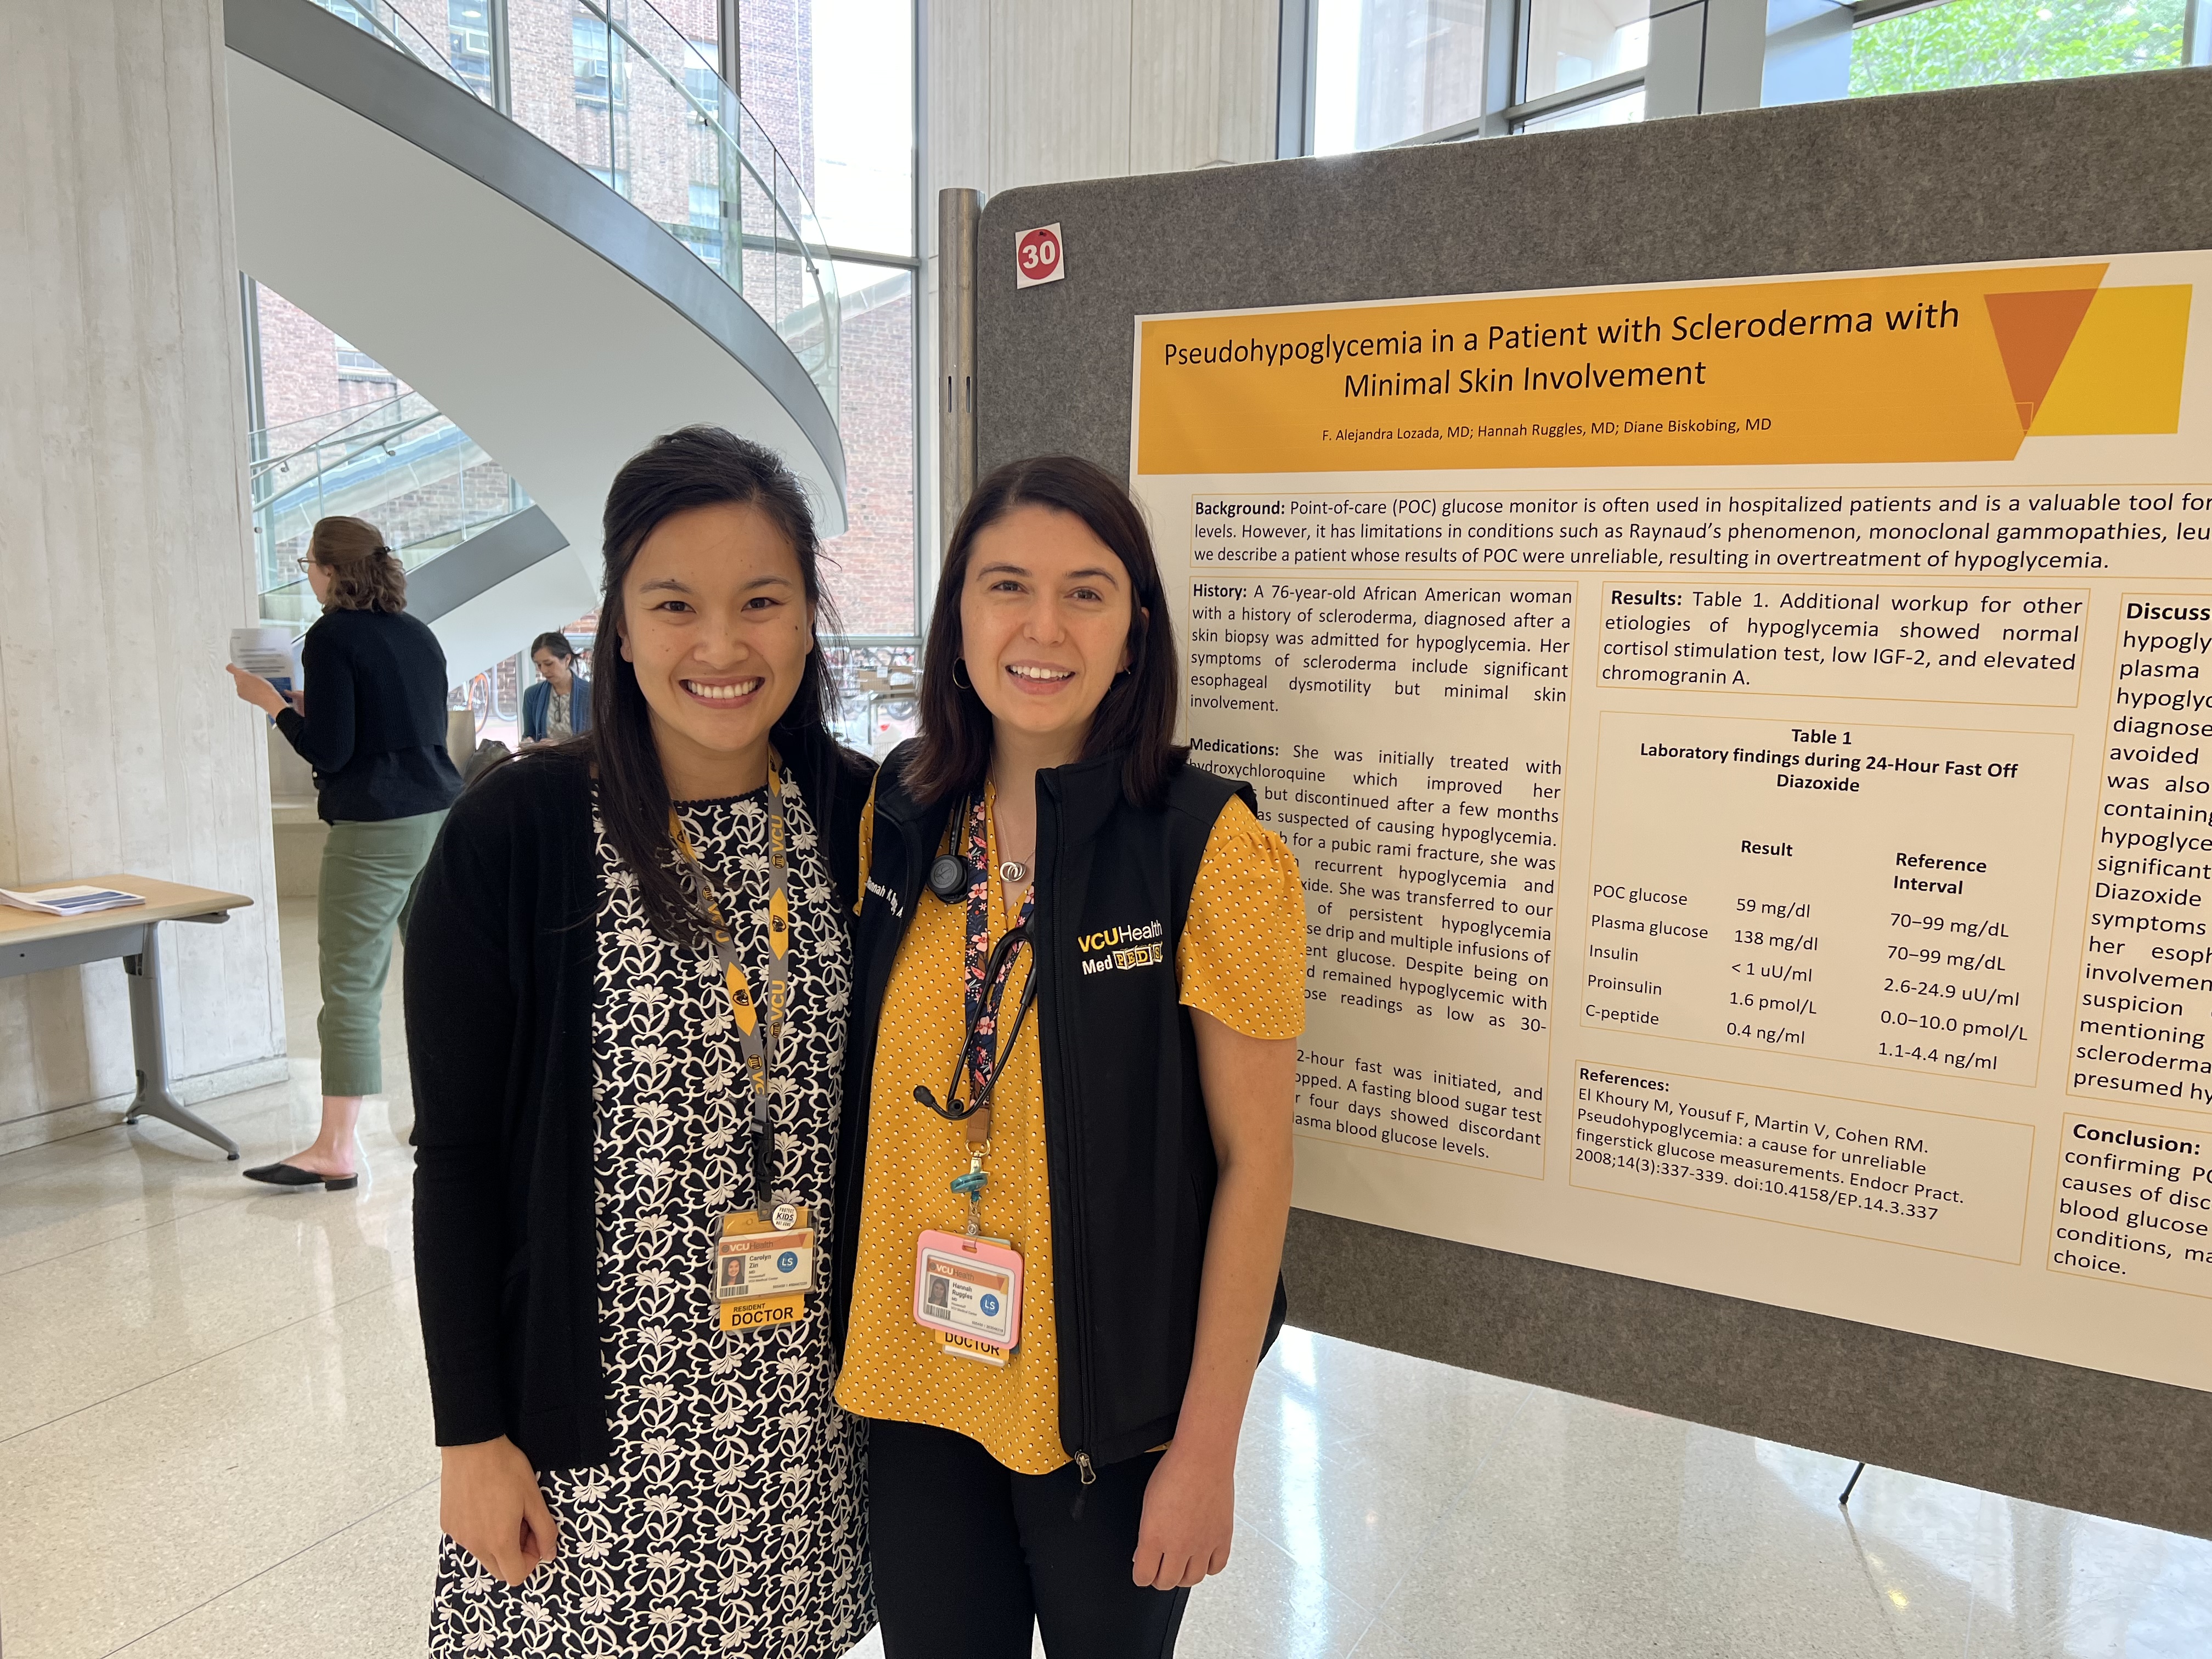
[428,779,871,1659]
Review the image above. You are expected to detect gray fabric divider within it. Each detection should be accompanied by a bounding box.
[972,66,2212,1539]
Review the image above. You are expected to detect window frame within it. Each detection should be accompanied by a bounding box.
[727,0,926,646]
[572,14,616,106]
[1288,0,1655,149]
[1293,0,2212,152]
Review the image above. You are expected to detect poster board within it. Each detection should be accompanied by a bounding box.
[974,69,2212,1536]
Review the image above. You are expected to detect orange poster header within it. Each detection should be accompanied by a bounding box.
[1135,263,2189,475]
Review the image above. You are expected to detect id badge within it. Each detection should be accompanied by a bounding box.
[715,1205,812,1333]
[912,1229,1023,1362]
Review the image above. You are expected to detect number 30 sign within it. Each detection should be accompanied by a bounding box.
[1015,223,1065,289]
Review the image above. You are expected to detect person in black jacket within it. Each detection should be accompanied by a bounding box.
[832,456,1306,1658]
[227,516,460,1190]
[403,428,877,1656]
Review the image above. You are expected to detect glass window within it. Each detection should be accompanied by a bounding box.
[733,0,920,643]
[820,262,917,637]
[273,1,919,656]
[332,334,396,380]
[1850,0,2186,95]
[572,14,614,104]
[1313,0,1490,153]
[447,0,495,100]
[682,36,720,110]
[685,182,725,263]
[1516,82,1645,129]
[1522,0,1651,101]
[742,0,915,256]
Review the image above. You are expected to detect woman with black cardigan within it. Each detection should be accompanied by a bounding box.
[227,516,460,1190]
[404,429,877,1656]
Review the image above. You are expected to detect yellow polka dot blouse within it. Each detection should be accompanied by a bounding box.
[833,788,1307,1474]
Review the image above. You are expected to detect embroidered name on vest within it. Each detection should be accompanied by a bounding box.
[1078,918,1167,976]
[865,876,907,919]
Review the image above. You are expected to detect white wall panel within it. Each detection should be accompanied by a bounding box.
[1131,0,1280,174]
[0,0,286,1149]
[919,0,1279,558]
[926,0,1277,210]
[985,0,1134,191]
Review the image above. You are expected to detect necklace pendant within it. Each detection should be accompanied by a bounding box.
[997,859,1028,883]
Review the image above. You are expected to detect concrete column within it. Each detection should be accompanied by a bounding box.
[0,0,287,1151]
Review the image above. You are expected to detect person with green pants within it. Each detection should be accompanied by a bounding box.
[228,515,461,1190]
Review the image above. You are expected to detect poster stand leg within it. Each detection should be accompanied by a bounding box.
[1838,1461,1868,1508]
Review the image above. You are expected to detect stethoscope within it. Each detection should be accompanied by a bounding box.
[912,925,1039,1127]
[912,809,1040,1127]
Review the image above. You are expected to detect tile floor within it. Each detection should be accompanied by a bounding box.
[2,899,2208,1658]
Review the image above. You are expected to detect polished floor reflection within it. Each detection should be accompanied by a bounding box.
[2,901,2206,1657]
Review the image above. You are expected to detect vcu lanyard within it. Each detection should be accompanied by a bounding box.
[960,789,1036,1153]
[947,790,1037,1237]
[907,792,1035,1364]
[669,757,792,1218]
[906,791,1040,1229]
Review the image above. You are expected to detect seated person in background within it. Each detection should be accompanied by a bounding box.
[520,630,591,746]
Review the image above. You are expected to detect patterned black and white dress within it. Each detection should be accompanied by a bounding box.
[428,780,872,1658]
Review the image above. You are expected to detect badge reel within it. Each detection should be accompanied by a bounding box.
[912,870,1038,1368]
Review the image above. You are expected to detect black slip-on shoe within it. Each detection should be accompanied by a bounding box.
[244,1161,359,1192]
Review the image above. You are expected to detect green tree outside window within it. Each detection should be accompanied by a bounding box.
[1850,0,2186,96]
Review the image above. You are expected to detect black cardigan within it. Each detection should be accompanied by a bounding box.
[403,729,874,1470]
[275,607,461,823]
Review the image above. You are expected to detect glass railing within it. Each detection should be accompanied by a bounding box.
[310,0,838,415]
[251,391,529,628]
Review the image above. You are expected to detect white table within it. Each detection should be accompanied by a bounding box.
[0,876,256,1159]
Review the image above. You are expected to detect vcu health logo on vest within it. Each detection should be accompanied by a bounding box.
[1078,918,1167,977]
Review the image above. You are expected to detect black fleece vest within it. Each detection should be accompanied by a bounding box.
[833,744,1288,1469]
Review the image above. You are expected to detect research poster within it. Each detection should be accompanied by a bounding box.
[1129,252,2212,1392]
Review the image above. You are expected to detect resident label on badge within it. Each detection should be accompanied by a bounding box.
[716,1206,812,1333]
[913,1229,1023,1355]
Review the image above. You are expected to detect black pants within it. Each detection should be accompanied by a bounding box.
[868,1418,1189,1659]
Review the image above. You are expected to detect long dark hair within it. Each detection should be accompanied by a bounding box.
[907,455,1183,808]
[580,425,844,941]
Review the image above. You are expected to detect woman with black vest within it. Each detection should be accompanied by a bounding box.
[404,428,876,1656]
[833,455,1305,1657]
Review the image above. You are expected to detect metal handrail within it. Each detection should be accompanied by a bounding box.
[251,399,445,490]
[248,388,531,614]
[255,386,411,454]
[317,1,479,97]
[577,0,830,295]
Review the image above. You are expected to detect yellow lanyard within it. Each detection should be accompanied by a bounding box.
[669,757,791,1214]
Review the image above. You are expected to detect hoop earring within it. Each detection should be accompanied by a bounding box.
[952,659,973,690]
